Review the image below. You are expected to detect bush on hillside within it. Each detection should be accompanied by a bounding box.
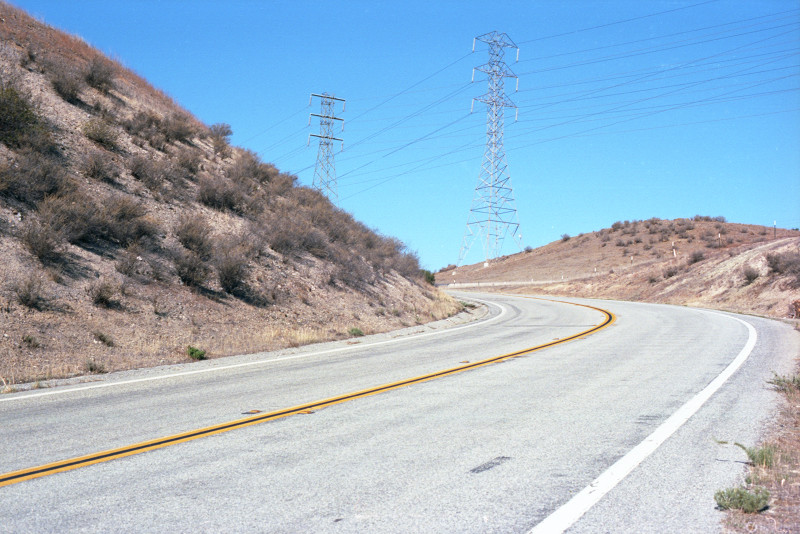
[228,149,278,187]
[176,148,202,176]
[85,57,115,93]
[46,56,84,103]
[766,251,800,287]
[209,123,232,157]
[18,217,66,264]
[0,82,45,148]
[12,273,47,310]
[87,278,120,308]
[175,214,213,259]
[83,119,118,151]
[197,174,247,213]
[81,149,119,183]
[0,150,71,206]
[100,195,161,246]
[688,250,705,264]
[215,248,250,294]
[162,113,196,143]
[743,265,760,285]
[173,249,208,287]
[38,191,160,248]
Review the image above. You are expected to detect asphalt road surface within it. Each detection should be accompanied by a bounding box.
[1,292,797,533]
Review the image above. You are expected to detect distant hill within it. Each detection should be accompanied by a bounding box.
[441,217,800,319]
[0,2,460,387]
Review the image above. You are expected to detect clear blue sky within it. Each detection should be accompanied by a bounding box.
[10,0,800,270]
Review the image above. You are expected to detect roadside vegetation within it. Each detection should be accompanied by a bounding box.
[720,372,800,531]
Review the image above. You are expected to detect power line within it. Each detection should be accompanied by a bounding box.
[517,0,722,44]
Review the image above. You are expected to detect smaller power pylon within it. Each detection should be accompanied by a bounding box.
[308,93,345,204]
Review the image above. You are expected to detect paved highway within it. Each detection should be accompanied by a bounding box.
[0,292,797,532]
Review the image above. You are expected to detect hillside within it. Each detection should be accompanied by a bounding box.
[442,217,800,319]
[0,3,460,387]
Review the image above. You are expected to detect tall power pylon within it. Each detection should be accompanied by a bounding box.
[458,32,523,266]
[308,92,345,204]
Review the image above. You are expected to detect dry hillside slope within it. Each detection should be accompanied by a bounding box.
[0,3,461,387]
[443,217,800,318]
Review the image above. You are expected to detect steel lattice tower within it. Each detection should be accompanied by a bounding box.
[308,93,345,204]
[458,32,522,266]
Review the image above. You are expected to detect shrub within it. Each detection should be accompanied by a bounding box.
[765,251,800,287]
[187,346,206,360]
[688,251,705,264]
[22,334,41,348]
[664,266,679,278]
[87,278,120,308]
[85,57,115,93]
[216,250,250,294]
[714,487,769,513]
[0,83,43,147]
[197,175,246,213]
[175,214,213,259]
[82,149,119,183]
[99,195,161,246]
[209,122,232,156]
[228,149,277,186]
[742,443,775,468]
[266,172,297,197]
[423,270,435,285]
[12,273,46,310]
[173,249,208,287]
[176,148,202,175]
[18,218,65,264]
[561,233,571,242]
[129,155,157,187]
[348,327,364,337]
[83,119,118,151]
[742,265,759,285]
[93,331,115,347]
[768,373,800,393]
[41,192,159,248]
[124,111,165,149]
[0,151,71,206]
[47,58,84,103]
[84,359,107,374]
[162,113,196,143]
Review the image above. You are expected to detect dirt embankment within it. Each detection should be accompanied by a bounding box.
[442,218,800,319]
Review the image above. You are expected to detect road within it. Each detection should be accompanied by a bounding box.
[0,292,797,533]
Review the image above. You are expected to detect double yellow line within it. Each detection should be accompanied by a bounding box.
[0,298,614,488]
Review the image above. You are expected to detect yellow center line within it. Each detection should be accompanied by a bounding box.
[0,298,615,488]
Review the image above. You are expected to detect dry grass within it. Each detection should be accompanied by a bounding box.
[723,374,800,532]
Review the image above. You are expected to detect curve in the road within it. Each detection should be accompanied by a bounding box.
[528,311,758,534]
[0,297,614,488]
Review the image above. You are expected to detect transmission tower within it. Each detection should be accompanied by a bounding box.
[308,92,345,204]
[458,31,523,267]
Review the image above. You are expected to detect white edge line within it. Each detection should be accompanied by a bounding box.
[0,295,508,403]
[527,312,758,534]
